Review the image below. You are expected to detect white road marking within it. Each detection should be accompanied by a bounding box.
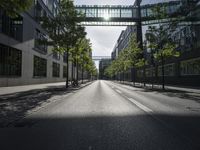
[127,98,153,113]
[116,89,122,94]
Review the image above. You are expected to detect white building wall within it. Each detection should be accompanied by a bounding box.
[0,11,71,87]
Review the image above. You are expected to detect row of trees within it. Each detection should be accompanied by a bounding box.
[105,5,181,90]
[41,0,97,87]
[0,0,97,88]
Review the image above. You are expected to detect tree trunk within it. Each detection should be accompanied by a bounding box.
[81,65,84,84]
[71,61,74,85]
[76,58,79,85]
[132,69,135,87]
[151,67,154,89]
[123,72,125,83]
[66,49,69,88]
[143,67,146,87]
[161,55,165,90]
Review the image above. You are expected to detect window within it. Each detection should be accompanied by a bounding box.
[53,62,60,77]
[137,69,143,78]
[34,29,47,53]
[181,58,200,75]
[158,64,175,76]
[53,51,60,60]
[33,56,47,77]
[0,10,23,41]
[145,68,155,77]
[63,52,68,63]
[0,44,22,76]
[63,66,67,78]
[121,8,132,18]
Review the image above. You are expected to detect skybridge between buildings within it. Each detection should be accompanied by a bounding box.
[75,1,183,26]
[92,56,111,61]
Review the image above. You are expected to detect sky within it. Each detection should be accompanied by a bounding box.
[74,0,136,69]
[73,0,171,69]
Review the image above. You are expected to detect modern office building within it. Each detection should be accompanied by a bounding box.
[111,0,200,86]
[111,26,137,81]
[137,0,200,86]
[99,59,112,80]
[111,26,137,60]
[0,0,73,87]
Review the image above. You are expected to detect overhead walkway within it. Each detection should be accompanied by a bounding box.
[75,1,197,26]
[92,56,111,61]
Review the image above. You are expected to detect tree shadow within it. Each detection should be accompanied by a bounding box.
[0,83,91,127]
[142,88,200,103]
[0,114,200,150]
[119,82,200,103]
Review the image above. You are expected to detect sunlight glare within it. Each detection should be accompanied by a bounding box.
[103,13,110,20]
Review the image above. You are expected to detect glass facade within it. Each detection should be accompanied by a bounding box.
[0,44,22,76]
[145,67,155,77]
[34,29,48,53]
[0,10,23,41]
[181,58,200,76]
[76,6,137,19]
[53,52,60,60]
[52,62,60,77]
[137,70,144,78]
[158,64,175,77]
[33,55,47,77]
[63,66,67,78]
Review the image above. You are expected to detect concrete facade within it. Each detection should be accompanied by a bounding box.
[110,0,200,86]
[111,26,137,60]
[0,0,72,87]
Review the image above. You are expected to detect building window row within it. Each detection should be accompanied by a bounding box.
[158,64,175,77]
[145,67,155,77]
[0,44,22,76]
[63,66,67,78]
[34,29,48,53]
[52,62,60,77]
[33,55,47,77]
[53,51,60,60]
[34,0,47,22]
[181,57,200,75]
[0,10,23,41]
[137,69,144,78]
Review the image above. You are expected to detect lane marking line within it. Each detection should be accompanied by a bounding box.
[127,98,153,113]
[115,89,122,94]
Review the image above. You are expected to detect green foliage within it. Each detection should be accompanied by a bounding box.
[145,4,180,63]
[41,0,97,83]
[105,34,144,78]
[0,0,33,18]
[42,0,86,54]
[145,4,181,89]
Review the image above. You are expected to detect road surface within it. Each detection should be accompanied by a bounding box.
[0,80,200,150]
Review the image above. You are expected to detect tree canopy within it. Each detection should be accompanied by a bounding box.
[105,34,144,78]
[0,0,33,17]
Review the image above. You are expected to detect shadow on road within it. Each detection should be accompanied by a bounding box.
[0,83,91,127]
[0,114,200,150]
[118,82,200,103]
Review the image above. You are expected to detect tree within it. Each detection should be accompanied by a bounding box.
[104,34,145,84]
[0,0,33,18]
[41,0,86,88]
[145,5,180,90]
[71,37,92,85]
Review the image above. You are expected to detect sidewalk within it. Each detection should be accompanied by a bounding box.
[115,81,200,94]
[0,80,90,96]
[0,81,92,127]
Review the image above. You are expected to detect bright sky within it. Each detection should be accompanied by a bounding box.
[74,0,171,69]
[74,0,136,69]
[73,0,173,57]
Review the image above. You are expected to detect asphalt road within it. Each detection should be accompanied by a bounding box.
[0,80,200,150]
